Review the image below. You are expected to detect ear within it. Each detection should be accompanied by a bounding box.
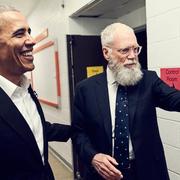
[102,47,111,61]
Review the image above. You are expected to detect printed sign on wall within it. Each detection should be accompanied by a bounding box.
[86,66,104,78]
[160,68,180,90]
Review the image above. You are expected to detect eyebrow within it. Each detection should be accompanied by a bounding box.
[11,27,31,37]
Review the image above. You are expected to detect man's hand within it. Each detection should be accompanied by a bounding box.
[91,153,123,180]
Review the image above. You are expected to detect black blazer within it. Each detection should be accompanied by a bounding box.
[72,70,180,180]
[0,86,71,180]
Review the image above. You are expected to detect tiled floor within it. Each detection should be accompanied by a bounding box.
[49,151,73,180]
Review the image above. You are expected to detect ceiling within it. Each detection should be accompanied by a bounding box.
[0,0,145,18]
[71,0,145,18]
[0,0,38,17]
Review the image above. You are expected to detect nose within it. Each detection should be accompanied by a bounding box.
[25,33,36,46]
[127,48,136,59]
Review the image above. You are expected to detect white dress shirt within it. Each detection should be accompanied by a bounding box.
[0,75,44,163]
[106,67,135,160]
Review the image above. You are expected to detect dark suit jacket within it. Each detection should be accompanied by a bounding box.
[72,70,180,180]
[0,86,71,180]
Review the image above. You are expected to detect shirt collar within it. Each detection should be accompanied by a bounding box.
[0,75,30,98]
[106,66,117,86]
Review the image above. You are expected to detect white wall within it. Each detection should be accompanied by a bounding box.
[117,7,146,29]
[146,0,180,179]
[28,0,72,166]
[67,6,146,36]
[65,0,93,16]
[27,0,146,169]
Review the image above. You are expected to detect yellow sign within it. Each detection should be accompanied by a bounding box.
[87,66,104,78]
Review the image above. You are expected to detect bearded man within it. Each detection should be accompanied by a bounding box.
[72,23,180,180]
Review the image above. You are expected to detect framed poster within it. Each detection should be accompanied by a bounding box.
[32,39,61,108]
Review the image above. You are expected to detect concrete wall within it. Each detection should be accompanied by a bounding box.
[146,0,180,179]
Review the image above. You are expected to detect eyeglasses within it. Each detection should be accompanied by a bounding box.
[108,45,142,56]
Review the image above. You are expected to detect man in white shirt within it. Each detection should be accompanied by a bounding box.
[0,5,71,180]
[72,23,180,180]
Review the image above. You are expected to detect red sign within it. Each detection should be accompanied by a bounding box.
[160,68,180,90]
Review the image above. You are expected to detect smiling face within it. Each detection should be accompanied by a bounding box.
[0,11,36,83]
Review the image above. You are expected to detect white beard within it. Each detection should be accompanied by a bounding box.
[108,59,143,86]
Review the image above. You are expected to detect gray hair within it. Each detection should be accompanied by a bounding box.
[100,23,133,47]
[0,5,19,14]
